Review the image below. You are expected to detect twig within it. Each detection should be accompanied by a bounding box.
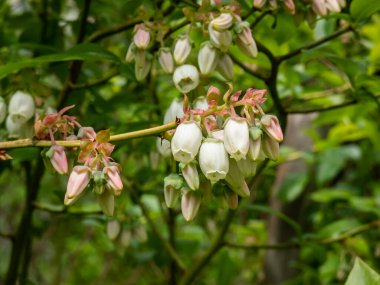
[230,53,268,81]
[179,209,236,285]
[286,99,357,114]
[276,25,353,63]
[87,19,141,43]
[33,202,103,215]
[71,69,120,90]
[250,10,272,29]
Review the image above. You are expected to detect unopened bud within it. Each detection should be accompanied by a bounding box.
[225,158,250,197]
[253,0,266,9]
[248,137,262,161]
[261,115,283,142]
[98,190,115,216]
[133,24,150,49]
[237,158,257,178]
[135,50,151,82]
[158,47,174,73]
[283,0,295,14]
[103,165,123,196]
[164,174,183,208]
[171,121,202,163]
[173,35,192,65]
[208,23,232,52]
[164,98,184,124]
[181,190,201,221]
[326,0,341,13]
[0,97,6,124]
[125,43,135,63]
[8,91,35,123]
[198,41,219,75]
[312,0,327,16]
[217,53,234,80]
[262,135,279,160]
[199,138,229,183]
[193,96,208,111]
[180,162,199,190]
[173,64,200,93]
[235,22,258,58]
[224,117,250,161]
[65,165,91,205]
[46,145,68,175]
[211,13,234,31]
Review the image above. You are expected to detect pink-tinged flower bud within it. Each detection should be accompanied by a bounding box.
[133,24,150,49]
[173,65,200,93]
[262,135,279,160]
[134,50,151,82]
[199,138,229,183]
[237,158,257,178]
[208,24,232,52]
[312,0,327,16]
[156,138,172,157]
[8,91,35,123]
[46,145,68,175]
[198,41,219,75]
[326,0,341,13]
[0,97,6,124]
[125,43,135,63]
[173,35,192,65]
[261,115,283,142]
[217,53,234,81]
[180,162,199,190]
[64,165,91,205]
[283,0,296,14]
[211,13,234,31]
[164,98,184,124]
[235,22,258,58]
[158,47,174,74]
[171,121,202,163]
[107,220,121,240]
[164,174,184,208]
[193,96,208,110]
[253,0,266,8]
[224,189,238,209]
[98,190,115,216]
[226,158,250,197]
[77,126,96,141]
[181,190,201,221]
[103,165,123,196]
[224,117,250,161]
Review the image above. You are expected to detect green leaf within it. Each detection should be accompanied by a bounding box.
[277,172,308,202]
[0,44,120,79]
[350,0,380,23]
[345,258,380,285]
[311,188,353,203]
[317,219,360,239]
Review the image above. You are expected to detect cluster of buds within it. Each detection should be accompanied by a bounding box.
[0,91,35,139]
[64,129,123,216]
[253,0,296,14]
[34,106,123,216]
[158,85,283,221]
[311,0,346,16]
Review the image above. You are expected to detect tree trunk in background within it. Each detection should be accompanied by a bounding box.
[263,114,316,285]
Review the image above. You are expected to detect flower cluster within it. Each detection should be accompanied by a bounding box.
[311,0,346,16]
[126,8,258,94]
[158,86,283,221]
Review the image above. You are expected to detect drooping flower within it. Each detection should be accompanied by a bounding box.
[180,162,200,190]
[224,117,250,161]
[164,174,183,208]
[133,24,150,49]
[312,0,327,16]
[171,121,203,163]
[225,159,250,197]
[199,138,229,183]
[173,65,200,93]
[237,158,257,178]
[253,0,267,8]
[208,24,232,52]
[158,47,174,74]
[261,114,283,142]
[125,43,135,63]
[64,166,91,205]
[103,164,123,196]
[46,145,68,175]
[156,138,172,157]
[235,21,258,58]
[198,41,219,75]
[193,96,209,111]
[217,53,234,80]
[262,134,280,160]
[98,190,115,216]
[134,50,151,81]
[6,116,28,139]
[173,35,192,65]
[211,13,234,31]
[8,91,35,123]
[164,98,184,124]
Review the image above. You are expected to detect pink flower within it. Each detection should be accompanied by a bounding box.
[103,165,123,196]
[133,25,150,49]
[47,145,68,174]
[261,115,283,142]
[64,166,91,205]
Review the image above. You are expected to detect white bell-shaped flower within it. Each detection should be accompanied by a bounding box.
[158,47,174,74]
[156,138,172,157]
[173,35,192,65]
[180,162,199,190]
[6,116,31,138]
[8,91,35,123]
[199,138,229,183]
[208,23,231,52]
[173,65,200,94]
[198,41,219,75]
[225,159,250,197]
[171,121,203,163]
[181,190,201,221]
[0,97,6,124]
[224,117,249,161]
[164,98,184,124]
[193,96,208,111]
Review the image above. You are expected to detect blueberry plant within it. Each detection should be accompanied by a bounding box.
[0,0,380,284]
